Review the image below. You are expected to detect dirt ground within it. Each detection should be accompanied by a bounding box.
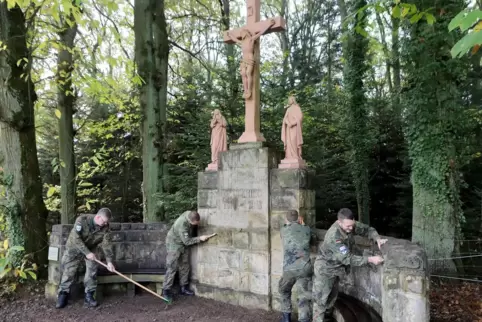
[1,280,481,322]
[0,282,281,322]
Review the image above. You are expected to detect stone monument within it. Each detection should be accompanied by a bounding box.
[206,109,228,171]
[192,0,316,310]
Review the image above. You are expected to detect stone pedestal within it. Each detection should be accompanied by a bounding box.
[193,143,316,311]
[278,158,306,169]
[205,162,218,171]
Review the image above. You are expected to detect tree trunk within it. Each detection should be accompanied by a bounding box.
[391,14,401,114]
[134,0,168,222]
[0,3,48,273]
[57,16,78,224]
[339,0,371,224]
[402,0,468,273]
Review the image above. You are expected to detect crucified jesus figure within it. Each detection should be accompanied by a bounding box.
[226,18,276,99]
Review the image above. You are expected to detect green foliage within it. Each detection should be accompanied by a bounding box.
[0,170,37,296]
[401,0,473,227]
[449,9,482,58]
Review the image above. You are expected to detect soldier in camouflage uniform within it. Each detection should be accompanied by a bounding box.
[312,208,386,322]
[56,208,115,309]
[162,210,211,302]
[278,210,313,322]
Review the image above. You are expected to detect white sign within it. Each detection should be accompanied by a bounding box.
[48,246,59,261]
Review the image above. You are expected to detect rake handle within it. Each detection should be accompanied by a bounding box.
[94,258,170,303]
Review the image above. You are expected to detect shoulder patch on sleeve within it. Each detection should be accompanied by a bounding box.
[339,245,348,255]
[75,223,82,232]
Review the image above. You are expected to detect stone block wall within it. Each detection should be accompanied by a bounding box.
[193,142,278,309]
[45,222,169,299]
[193,143,317,311]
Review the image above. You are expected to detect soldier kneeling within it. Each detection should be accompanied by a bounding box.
[56,208,115,309]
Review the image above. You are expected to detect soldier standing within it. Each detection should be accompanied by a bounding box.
[278,210,313,322]
[312,208,386,322]
[161,210,212,302]
[56,208,115,309]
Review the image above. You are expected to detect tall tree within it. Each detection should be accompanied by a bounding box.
[0,2,48,272]
[401,0,470,272]
[134,0,169,222]
[340,0,371,224]
[57,4,79,224]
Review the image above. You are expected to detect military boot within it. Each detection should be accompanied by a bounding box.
[180,285,195,296]
[55,291,68,309]
[84,291,98,307]
[162,289,173,302]
[281,312,291,322]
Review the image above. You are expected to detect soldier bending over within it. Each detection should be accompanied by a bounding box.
[278,210,313,322]
[312,208,386,322]
[162,210,211,302]
[56,208,115,309]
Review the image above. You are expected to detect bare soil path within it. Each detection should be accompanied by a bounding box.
[0,283,281,322]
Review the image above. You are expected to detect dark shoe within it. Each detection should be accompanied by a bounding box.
[181,285,195,296]
[55,291,68,309]
[84,291,98,307]
[162,289,173,302]
[281,312,291,322]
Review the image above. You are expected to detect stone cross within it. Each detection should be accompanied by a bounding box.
[223,0,286,143]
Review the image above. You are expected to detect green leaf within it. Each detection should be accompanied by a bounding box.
[79,182,93,187]
[92,157,101,166]
[55,109,61,119]
[47,186,56,197]
[449,9,468,31]
[355,25,368,37]
[451,30,482,58]
[27,271,37,280]
[392,5,401,18]
[460,10,482,32]
[425,13,436,25]
[9,246,24,252]
[410,12,424,24]
[0,258,6,269]
[0,267,12,278]
[19,271,27,279]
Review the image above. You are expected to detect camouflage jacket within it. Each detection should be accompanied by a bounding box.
[166,211,201,252]
[281,222,312,272]
[315,221,380,274]
[66,214,114,262]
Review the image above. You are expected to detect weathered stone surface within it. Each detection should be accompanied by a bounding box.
[198,189,218,208]
[233,231,249,249]
[250,232,269,251]
[198,171,218,190]
[270,168,314,190]
[228,142,266,150]
[242,251,269,274]
[218,250,241,269]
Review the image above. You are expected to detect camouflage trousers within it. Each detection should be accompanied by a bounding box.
[312,262,340,322]
[162,248,190,290]
[278,262,313,321]
[58,249,98,294]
